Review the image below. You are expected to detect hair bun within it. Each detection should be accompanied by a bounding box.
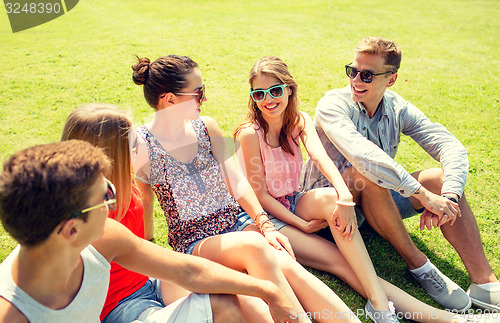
[132,57,151,85]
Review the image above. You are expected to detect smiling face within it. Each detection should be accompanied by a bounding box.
[251,73,291,121]
[349,52,397,114]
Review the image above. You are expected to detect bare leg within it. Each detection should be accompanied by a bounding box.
[294,187,389,310]
[381,279,470,323]
[276,224,469,322]
[243,225,360,323]
[191,231,308,322]
[160,281,277,322]
[274,249,360,323]
[160,280,191,305]
[235,295,276,323]
[278,225,365,294]
[343,166,428,269]
[409,168,498,284]
[210,294,244,323]
[159,259,466,323]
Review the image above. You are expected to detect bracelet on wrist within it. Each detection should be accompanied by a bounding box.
[254,211,269,226]
[253,211,278,234]
[336,200,356,207]
[261,220,278,234]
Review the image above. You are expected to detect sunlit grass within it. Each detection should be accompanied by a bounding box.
[1,0,499,321]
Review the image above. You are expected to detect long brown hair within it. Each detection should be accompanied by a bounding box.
[61,103,136,221]
[234,56,302,155]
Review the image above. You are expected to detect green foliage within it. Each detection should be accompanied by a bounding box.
[1,1,499,321]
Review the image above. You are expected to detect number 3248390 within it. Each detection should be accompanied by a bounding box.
[5,2,62,14]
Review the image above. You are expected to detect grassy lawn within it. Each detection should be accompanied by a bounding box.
[1,0,499,321]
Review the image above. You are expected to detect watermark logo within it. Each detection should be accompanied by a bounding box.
[4,0,79,33]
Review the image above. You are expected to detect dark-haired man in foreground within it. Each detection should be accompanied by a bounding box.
[0,140,296,323]
[302,36,499,312]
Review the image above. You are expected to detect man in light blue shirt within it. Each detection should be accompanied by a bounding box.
[302,36,499,312]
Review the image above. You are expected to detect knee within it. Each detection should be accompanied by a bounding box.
[346,167,388,195]
[210,294,243,323]
[240,232,278,265]
[311,188,338,219]
[274,250,306,279]
[420,168,444,194]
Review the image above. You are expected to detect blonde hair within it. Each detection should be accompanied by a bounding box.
[234,56,302,155]
[61,103,136,221]
[356,37,402,72]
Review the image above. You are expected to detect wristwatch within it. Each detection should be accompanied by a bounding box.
[442,195,458,204]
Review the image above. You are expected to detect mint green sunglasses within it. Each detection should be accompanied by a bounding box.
[250,84,287,102]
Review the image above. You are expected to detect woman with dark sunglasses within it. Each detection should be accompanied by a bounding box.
[234,56,484,323]
[131,55,371,322]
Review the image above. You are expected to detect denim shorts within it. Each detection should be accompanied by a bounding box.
[102,278,165,323]
[268,191,306,231]
[185,212,254,255]
[354,189,424,227]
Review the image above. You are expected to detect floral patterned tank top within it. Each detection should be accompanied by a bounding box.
[137,119,240,253]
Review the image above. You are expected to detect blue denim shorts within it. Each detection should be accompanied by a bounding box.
[185,212,254,255]
[102,278,165,323]
[268,191,306,231]
[354,189,424,227]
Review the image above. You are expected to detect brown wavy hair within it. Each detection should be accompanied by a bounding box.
[234,56,302,155]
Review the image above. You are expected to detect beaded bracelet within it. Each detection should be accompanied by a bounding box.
[254,211,278,235]
[336,200,356,207]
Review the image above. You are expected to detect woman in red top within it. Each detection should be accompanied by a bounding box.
[61,104,287,323]
[62,104,152,321]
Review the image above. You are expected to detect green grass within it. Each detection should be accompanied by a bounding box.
[1,0,499,321]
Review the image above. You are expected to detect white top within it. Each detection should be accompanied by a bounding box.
[0,245,110,323]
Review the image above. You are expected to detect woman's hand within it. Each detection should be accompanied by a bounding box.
[297,219,328,234]
[331,204,357,240]
[264,230,296,260]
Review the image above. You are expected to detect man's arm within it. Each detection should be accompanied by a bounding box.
[401,101,468,198]
[93,219,295,322]
[315,89,420,197]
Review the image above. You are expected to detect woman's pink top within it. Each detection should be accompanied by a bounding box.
[254,123,303,202]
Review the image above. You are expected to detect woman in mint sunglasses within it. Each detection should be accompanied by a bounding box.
[234,56,474,323]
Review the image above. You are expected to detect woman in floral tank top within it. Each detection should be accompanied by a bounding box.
[131,55,370,322]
